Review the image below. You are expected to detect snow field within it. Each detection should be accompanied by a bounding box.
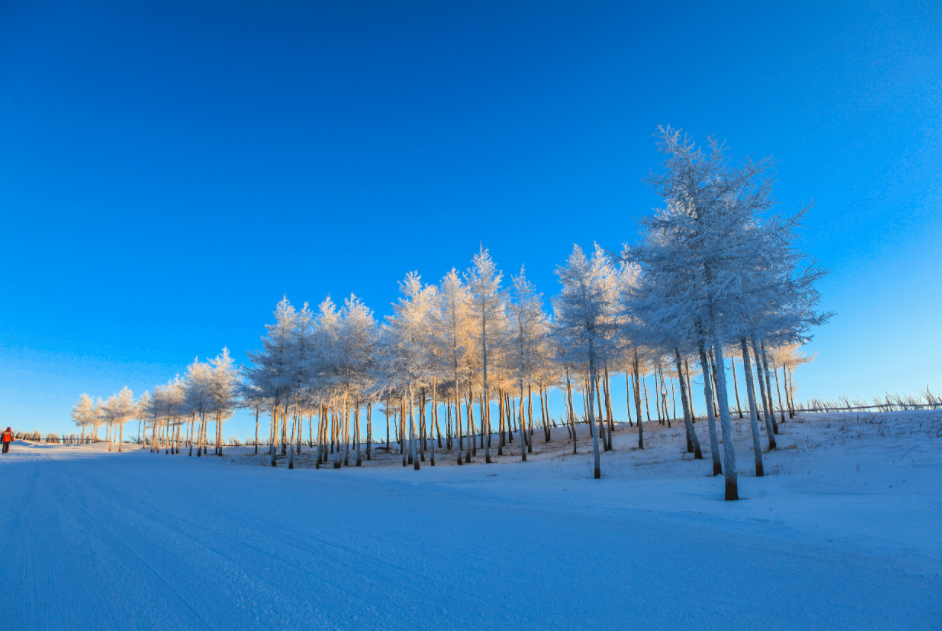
[1,412,939,630]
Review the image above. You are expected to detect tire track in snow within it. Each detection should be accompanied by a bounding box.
[47,457,216,631]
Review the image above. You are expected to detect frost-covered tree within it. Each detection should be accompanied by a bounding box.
[432,269,474,464]
[336,295,377,468]
[633,128,778,499]
[630,127,829,499]
[310,297,343,467]
[552,244,620,479]
[465,248,507,464]
[155,378,184,454]
[245,298,298,466]
[113,386,134,452]
[619,264,704,460]
[382,272,437,470]
[208,348,240,456]
[735,212,830,447]
[71,393,95,445]
[99,394,118,450]
[133,391,151,449]
[183,358,213,456]
[286,304,313,469]
[507,267,549,462]
[239,381,267,455]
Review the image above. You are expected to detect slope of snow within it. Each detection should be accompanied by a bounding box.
[1,412,939,630]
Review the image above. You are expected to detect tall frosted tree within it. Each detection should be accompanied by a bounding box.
[287,304,313,469]
[432,269,474,464]
[208,348,240,456]
[245,298,298,466]
[635,128,779,500]
[337,295,377,467]
[630,127,828,499]
[383,272,437,470]
[466,248,507,464]
[552,244,620,479]
[507,267,549,462]
[183,358,213,456]
[311,296,343,467]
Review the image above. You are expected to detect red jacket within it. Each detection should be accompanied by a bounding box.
[1,430,13,444]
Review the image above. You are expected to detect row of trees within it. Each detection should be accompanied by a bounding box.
[72,129,828,501]
[71,350,241,456]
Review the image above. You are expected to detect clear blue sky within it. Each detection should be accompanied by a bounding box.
[2,0,940,436]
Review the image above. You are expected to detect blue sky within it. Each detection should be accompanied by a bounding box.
[2,0,940,436]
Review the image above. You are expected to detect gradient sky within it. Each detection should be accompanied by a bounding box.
[2,0,940,437]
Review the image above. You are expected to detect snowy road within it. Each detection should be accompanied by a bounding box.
[1,440,939,631]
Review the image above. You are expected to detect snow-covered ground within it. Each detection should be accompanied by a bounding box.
[2,412,939,630]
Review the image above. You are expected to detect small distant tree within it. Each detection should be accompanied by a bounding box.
[114,386,134,452]
[183,358,213,456]
[134,392,151,449]
[71,394,95,445]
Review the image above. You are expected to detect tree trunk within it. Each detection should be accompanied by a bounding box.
[708,349,720,417]
[658,365,670,428]
[421,389,428,457]
[760,339,780,433]
[401,397,408,466]
[785,365,795,418]
[603,363,614,450]
[497,387,505,455]
[366,403,372,460]
[697,338,722,476]
[467,388,475,461]
[481,308,492,464]
[685,359,696,421]
[409,376,420,470]
[633,350,645,449]
[595,372,604,428]
[588,344,602,479]
[751,335,777,448]
[343,397,351,466]
[772,361,786,425]
[433,379,442,449]
[675,348,702,459]
[527,384,534,453]
[708,309,738,501]
[288,395,298,469]
[385,394,391,453]
[454,351,462,462]
[642,373,652,424]
[519,382,527,463]
[730,357,744,419]
[670,377,677,424]
[740,337,765,477]
[270,392,279,466]
[566,368,577,454]
[625,372,633,427]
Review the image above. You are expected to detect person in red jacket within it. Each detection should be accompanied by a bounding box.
[1,427,13,454]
